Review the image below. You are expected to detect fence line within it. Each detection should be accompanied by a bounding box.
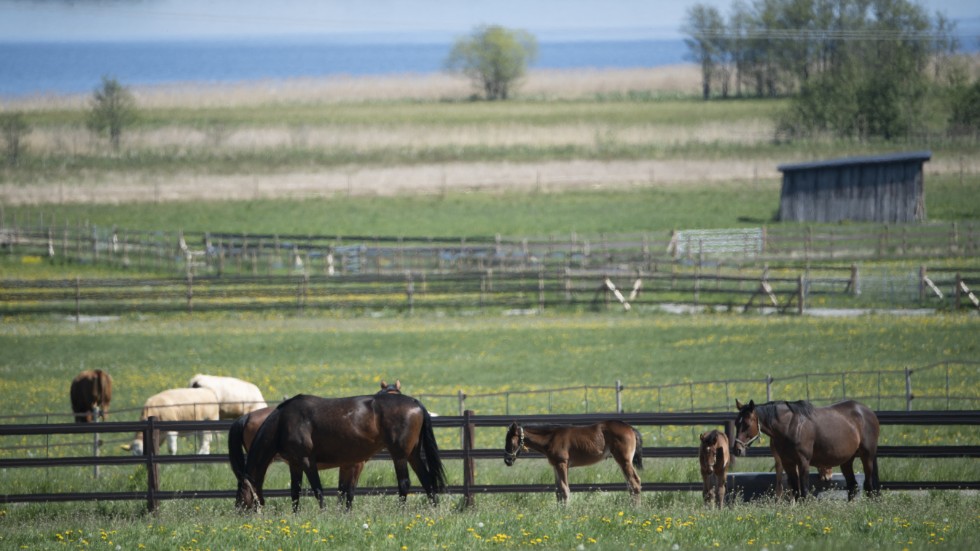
[1,410,978,512]
[3,220,979,278]
[3,361,974,430]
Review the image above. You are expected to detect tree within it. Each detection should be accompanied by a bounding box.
[1,111,30,166]
[87,76,137,151]
[444,25,538,101]
[683,4,727,100]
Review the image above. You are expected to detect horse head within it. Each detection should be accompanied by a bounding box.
[378,380,402,395]
[733,399,760,457]
[236,476,262,512]
[503,422,525,466]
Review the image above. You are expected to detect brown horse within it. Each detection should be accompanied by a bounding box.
[774,455,834,500]
[236,388,445,512]
[503,421,643,504]
[733,399,880,501]
[70,369,112,423]
[698,429,730,508]
[228,381,404,510]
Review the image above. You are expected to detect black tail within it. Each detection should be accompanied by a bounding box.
[419,407,447,492]
[632,428,644,470]
[228,412,249,483]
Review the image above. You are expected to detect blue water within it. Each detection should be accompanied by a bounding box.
[0,38,689,98]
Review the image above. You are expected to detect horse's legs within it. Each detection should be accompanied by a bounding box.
[701,471,713,506]
[614,454,642,506]
[714,467,726,508]
[795,459,811,500]
[289,466,304,513]
[338,463,365,510]
[839,459,859,501]
[553,462,571,504]
[407,449,439,505]
[302,459,326,510]
[393,459,412,503]
[197,430,212,455]
[773,452,785,501]
[861,453,881,498]
[166,432,179,455]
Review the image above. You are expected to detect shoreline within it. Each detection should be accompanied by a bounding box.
[1,65,703,110]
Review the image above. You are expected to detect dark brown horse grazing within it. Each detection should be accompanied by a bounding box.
[236,389,445,512]
[699,429,730,508]
[228,381,405,510]
[503,421,643,504]
[70,369,112,423]
[733,399,880,501]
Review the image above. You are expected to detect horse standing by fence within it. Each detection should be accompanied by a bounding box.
[503,420,643,505]
[733,399,881,501]
[236,389,445,512]
[228,381,404,510]
[128,387,220,455]
[189,374,267,419]
[70,369,112,423]
[699,429,730,508]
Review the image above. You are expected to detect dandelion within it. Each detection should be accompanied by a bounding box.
[362,523,370,530]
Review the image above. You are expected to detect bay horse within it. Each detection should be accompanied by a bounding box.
[733,399,880,501]
[236,387,445,512]
[70,369,112,423]
[503,420,643,504]
[698,429,730,508]
[228,381,403,510]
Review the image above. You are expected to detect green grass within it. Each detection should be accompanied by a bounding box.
[5,173,979,239]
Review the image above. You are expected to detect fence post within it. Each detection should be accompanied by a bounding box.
[462,410,475,508]
[797,275,805,315]
[615,380,623,413]
[145,416,160,513]
[905,368,914,412]
[850,264,860,296]
[75,277,81,323]
[406,272,414,315]
[538,268,545,311]
[457,390,466,417]
[766,375,773,402]
[186,272,194,313]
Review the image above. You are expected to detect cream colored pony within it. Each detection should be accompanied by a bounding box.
[129,387,220,455]
[188,374,267,419]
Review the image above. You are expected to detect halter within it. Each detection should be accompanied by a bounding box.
[505,425,525,461]
[738,432,761,449]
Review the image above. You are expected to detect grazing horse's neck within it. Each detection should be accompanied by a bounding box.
[520,426,553,452]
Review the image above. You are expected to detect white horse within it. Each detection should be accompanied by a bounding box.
[188,374,267,420]
[129,387,220,455]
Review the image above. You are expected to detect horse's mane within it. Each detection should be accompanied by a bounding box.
[276,394,308,410]
[755,400,815,424]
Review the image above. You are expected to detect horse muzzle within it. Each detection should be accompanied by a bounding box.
[504,455,514,467]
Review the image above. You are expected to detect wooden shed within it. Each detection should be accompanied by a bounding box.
[777,151,930,223]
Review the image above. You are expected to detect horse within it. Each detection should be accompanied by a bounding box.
[774,455,834,500]
[698,429,730,508]
[228,380,404,510]
[70,369,112,423]
[189,374,268,419]
[236,389,445,513]
[733,399,880,501]
[503,420,643,505]
[128,387,220,455]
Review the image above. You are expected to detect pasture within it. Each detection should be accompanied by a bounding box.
[1,313,978,549]
[2,68,979,549]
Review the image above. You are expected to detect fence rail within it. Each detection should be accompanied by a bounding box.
[1,410,978,511]
[3,220,978,279]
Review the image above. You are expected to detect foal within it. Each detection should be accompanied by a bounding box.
[504,420,643,504]
[698,430,730,508]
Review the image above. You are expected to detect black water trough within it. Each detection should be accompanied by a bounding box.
[727,472,865,502]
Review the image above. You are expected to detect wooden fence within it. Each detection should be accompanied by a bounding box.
[3,220,978,278]
[1,410,978,512]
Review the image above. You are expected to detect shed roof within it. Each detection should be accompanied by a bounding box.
[777,150,931,173]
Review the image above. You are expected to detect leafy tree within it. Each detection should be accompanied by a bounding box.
[683,4,727,100]
[444,25,538,100]
[949,79,980,137]
[87,75,137,151]
[1,111,30,166]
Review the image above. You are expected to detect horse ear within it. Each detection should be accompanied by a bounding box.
[394,380,401,390]
[748,400,755,410]
[380,380,387,389]
[735,399,743,410]
[699,431,707,441]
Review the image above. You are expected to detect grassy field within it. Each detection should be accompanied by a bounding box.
[2,68,979,549]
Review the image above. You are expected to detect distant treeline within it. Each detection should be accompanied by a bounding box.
[683,0,976,139]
